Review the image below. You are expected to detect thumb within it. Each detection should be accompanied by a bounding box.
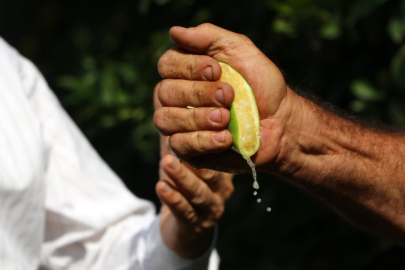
[169,23,254,58]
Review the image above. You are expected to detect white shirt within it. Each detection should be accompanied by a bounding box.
[0,37,219,270]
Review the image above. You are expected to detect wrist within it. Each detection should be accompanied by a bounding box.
[269,88,332,177]
[161,213,215,259]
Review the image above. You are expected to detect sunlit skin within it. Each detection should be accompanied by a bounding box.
[154,23,405,245]
[154,89,234,259]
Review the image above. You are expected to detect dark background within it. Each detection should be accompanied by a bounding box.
[1,0,404,269]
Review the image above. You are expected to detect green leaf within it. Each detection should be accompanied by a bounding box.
[272,18,296,36]
[388,17,405,44]
[101,65,118,106]
[350,80,383,101]
[319,14,341,40]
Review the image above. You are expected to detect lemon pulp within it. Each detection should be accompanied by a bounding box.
[218,62,260,189]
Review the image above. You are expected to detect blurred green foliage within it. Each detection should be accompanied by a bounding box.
[1,0,404,269]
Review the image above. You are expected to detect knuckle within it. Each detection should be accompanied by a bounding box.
[224,183,235,200]
[190,185,206,205]
[153,109,163,129]
[184,56,198,79]
[213,205,224,220]
[195,131,208,152]
[200,220,215,230]
[157,55,167,78]
[153,108,169,135]
[187,109,198,131]
[175,166,188,182]
[191,81,203,106]
[157,80,169,105]
[199,23,214,30]
[170,195,184,209]
[184,211,198,224]
[238,34,252,44]
[199,169,216,181]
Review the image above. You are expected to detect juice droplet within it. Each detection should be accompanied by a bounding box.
[257,198,261,203]
[253,191,257,196]
[267,207,272,212]
[245,156,259,189]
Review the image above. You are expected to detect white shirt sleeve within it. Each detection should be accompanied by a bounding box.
[10,42,219,270]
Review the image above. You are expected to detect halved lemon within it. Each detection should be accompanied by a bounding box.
[218,62,260,159]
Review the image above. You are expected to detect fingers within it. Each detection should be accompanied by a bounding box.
[154,107,230,136]
[169,23,253,56]
[161,155,217,205]
[168,130,233,157]
[158,48,221,81]
[159,155,224,219]
[192,168,234,201]
[157,79,234,108]
[156,181,199,225]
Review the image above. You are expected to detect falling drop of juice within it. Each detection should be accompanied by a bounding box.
[245,156,258,189]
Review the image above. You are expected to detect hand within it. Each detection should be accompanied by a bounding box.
[156,155,233,258]
[154,23,300,174]
[154,88,234,259]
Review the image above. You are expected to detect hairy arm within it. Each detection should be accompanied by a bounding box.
[276,90,405,243]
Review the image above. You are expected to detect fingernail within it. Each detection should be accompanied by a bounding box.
[161,182,172,194]
[168,156,180,170]
[203,66,213,80]
[215,89,225,105]
[214,131,226,143]
[209,108,222,123]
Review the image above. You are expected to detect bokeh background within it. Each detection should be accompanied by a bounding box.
[1,0,404,269]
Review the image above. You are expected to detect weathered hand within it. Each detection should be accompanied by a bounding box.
[154,23,298,173]
[154,88,234,259]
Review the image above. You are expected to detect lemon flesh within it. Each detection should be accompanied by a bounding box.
[219,62,260,158]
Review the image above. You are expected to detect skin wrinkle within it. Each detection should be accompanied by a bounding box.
[193,131,204,154]
[215,43,262,65]
[182,81,193,106]
[188,108,198,131]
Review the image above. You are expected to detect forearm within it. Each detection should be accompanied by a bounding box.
[275,88,405,243]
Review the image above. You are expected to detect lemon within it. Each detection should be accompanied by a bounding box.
[218,62,260,159]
